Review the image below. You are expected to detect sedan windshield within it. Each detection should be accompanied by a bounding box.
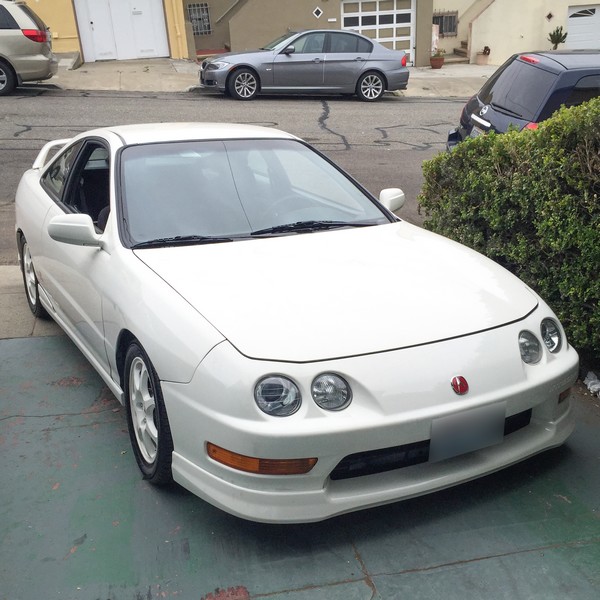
[119,139,390,246]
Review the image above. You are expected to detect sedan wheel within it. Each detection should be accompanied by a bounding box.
[357,72,385,102]
[228,68,259,100]
[0,61,16,96]
[125,342,173,485]
[20,237,48,318]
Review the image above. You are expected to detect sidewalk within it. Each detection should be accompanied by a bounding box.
[51,54,498,97]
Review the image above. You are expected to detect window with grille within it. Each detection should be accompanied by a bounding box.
[433,11,458,37]
[188,3,212,36]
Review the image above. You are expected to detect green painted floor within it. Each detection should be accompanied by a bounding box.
[1,336,599,599]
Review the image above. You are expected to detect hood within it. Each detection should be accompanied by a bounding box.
[206,49,271,62]
[134,222,538,363]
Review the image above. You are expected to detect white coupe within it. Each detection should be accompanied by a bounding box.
[15,123,579,523]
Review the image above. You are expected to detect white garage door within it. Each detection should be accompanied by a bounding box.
[341,0,416,64]
[75,0,170,62]
[567,5,600,49]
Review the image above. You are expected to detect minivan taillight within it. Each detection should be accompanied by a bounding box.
[22,29,49,43]
[401,54,407,67]
[519,55,540,64]
[523,122,539,130]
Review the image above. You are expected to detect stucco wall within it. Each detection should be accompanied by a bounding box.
[229,0,342,52]
[434,0,600,65]
[24,0,79,53]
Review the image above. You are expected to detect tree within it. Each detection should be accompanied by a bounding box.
[548,26,568,50]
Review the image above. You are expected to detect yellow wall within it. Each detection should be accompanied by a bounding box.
[24,0,80,54]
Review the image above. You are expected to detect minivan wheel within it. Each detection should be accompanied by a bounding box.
[0,60,17,96]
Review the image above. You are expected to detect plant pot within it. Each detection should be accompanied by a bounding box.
[430,56,444,69]
[475,52,489,65]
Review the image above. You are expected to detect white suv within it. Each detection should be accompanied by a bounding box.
[0,0,57,95]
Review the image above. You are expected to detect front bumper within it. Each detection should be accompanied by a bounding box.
[161,311,579,523]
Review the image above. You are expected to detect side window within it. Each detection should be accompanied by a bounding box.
[0,6,19,29]
[293,32,325,54]
[564,74,600,108]
[64,143,111,228]
[329,33,368,54]
[41,142,83,200]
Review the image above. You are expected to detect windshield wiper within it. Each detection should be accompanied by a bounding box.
[132,235,234,249]
[251,220,376,236]
[489,102,524,119]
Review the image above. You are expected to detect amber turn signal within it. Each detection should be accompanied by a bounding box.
[207,442,318,475]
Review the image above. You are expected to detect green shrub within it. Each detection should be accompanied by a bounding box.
[418,98,600,363]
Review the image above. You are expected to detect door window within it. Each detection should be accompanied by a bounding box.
[293,32,326,54]
[41,142,83,201]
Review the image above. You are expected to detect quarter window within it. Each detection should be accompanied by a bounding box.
[0,6,18,29]
[41,143,83,200]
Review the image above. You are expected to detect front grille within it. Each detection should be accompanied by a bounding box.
[330,408,533,481]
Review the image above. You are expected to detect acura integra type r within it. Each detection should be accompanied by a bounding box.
[15,123,578,523]
[200,29,409,101]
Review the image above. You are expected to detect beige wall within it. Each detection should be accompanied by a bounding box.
[24,0,80,54]
[229,0,341,52]
[434,0,600,65]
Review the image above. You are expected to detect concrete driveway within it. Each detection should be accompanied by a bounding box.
[1,266,599,599]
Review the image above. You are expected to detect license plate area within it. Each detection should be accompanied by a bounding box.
[429,402,506,462]
[470,125,485,138]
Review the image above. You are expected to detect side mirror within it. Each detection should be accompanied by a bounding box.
[379,188,405,212]
[48,213,103,248]
[282,45,295,55]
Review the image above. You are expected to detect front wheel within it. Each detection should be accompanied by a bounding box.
[0,60,16,96]
[227,68,259,100]
[356,72,385,102]
[19,237,48,318]
[124,342,174,485]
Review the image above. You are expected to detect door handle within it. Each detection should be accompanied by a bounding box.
[313,58,322,63]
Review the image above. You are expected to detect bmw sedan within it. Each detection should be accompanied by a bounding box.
[15,123,578,523]
[200,29,409,101]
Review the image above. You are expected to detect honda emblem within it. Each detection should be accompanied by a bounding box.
[451,376,469,395]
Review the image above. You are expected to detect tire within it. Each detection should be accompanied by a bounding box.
[356,72,385,102]
[227,68,259,100]
[19,237,49,318]
[0,60,17,96]
[124,342,174,485]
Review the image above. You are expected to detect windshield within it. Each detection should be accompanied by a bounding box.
[478,58,557,121]
[261,32,297,50]
[119,139,390,247]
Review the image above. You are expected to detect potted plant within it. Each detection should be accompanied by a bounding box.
[548,26,567,49]
[475,45,491,65]
[430,48,445,69]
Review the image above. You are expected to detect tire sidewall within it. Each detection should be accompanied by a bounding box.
[228,68,259,100]
[124,342,173,483]
[0,61,17,96]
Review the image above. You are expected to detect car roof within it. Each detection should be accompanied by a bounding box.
[523,50,600,71]
[80,122,298,146]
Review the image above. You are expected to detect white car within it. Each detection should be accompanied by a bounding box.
[15,123,579,523]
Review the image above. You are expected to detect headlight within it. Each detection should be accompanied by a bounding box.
[311,374,352,411]
[254,376,301,416]
[207,61,229,70]
[519,330,542,364]
[541,318,562,353]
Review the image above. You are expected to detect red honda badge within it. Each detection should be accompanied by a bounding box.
[451,376,469,395]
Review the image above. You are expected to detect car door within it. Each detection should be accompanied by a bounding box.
[272,32,325,89]
[39,138,112,371]
[323,32,370,90]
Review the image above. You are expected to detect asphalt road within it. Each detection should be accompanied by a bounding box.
[0,87,464,264]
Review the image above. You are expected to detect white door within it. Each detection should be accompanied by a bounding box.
[567,5,600,49]
[74,0,117,62]
[75,0,169,62]
[341,0,416,65]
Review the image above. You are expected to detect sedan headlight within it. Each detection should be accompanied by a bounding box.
[519,330,542,364]
[255,376,301,416]
[207,61,229,70]
[541,318,562,353]
[311,374,352,411]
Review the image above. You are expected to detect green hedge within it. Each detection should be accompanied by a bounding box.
[418,98,600,363]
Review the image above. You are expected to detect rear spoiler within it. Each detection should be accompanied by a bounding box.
[32,138,72,170]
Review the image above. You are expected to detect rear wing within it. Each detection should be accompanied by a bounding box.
[32,138,72,170]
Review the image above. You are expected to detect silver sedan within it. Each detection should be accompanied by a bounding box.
[200,29,409,101]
